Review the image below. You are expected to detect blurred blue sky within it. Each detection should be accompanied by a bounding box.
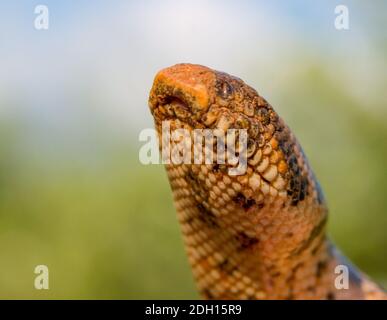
[0,1,385,151]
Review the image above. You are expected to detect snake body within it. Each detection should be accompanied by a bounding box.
[148,64,386,300]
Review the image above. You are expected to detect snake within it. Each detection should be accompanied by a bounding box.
[148,63,386,300]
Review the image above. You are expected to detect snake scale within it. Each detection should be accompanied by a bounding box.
[148,63,386,300]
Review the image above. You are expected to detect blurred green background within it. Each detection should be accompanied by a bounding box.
[0,1,386,298]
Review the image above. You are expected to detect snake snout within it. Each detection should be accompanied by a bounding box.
[149,64,216,120]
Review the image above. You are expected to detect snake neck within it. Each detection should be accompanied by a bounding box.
[169,163,384,300]
[163,110,337,299]
[167,161,335,299]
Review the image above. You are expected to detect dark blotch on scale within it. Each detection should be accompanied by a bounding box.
[218,258,237,274]
[316,259,328,278]
[257,107,270,125]
[196,203,219,228]
[233,192,256,210]
[299,177,308,201]
[291,216,327,257]
[186,169,197,183]
[285,262,304,300]
[186,169,201,194]
[284,153,309,206]
[236,232,259,249]
[327,292,335,300]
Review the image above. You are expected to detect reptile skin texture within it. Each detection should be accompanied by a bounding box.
[148,63,387,300]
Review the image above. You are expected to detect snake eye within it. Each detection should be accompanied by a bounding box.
[216,80,233,99]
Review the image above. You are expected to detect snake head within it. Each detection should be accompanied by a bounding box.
[148,64,325,216]
[149,63,262,132]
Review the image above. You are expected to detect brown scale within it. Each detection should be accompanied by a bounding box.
[148,63,387,300]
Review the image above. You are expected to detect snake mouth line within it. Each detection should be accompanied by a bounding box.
[153,95,193,122]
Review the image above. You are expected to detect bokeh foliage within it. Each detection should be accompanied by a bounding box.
[0,64,386,299]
